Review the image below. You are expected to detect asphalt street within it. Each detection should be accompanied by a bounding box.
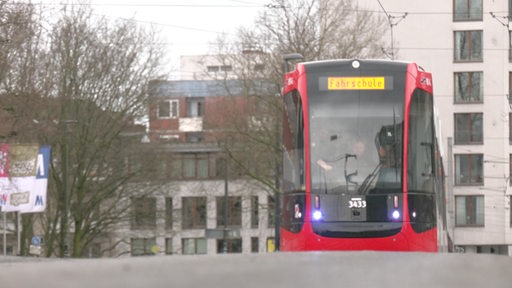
[1,251,511,288]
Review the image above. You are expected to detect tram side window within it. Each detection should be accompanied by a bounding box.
[282,91,304,192]
[408,89,435,193]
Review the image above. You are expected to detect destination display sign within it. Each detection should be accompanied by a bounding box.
[319,76,393,91]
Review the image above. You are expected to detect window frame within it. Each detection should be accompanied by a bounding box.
[182,238,207,255]
[509,113,512,144]
[131,197,156,229]
[453,0,483,21]
[454,154,484,186]
[216,196,242,228]
[509,31,512,62]
[454,113,483,145]
[170,153,222,180]
[509,72,512,104]
[157,99,179,119]
[182,197,207,229]
[165,238,173,255]
[165,197,173,230]
[454,30,483,62]
[251,196,259,229]
[186,97,205,117]
[216,238,242,253]
[454,71,483,103]
[268,195,275,228]
[131,237,157,256]
[251,237,259,253]
[509,154,512,187]
[455,195,485,227]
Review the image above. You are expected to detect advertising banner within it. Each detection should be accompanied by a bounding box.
[0,145,51,213]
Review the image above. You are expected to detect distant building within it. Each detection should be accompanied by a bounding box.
[112,55,278,256]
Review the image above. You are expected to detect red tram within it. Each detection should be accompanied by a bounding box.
[280,58,446,252]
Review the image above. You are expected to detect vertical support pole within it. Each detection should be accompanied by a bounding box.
[2,212,6,256]
[223,154,228,253]
[17,212,20,255]
[447,137,454,249]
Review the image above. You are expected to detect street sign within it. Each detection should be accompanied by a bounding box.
[31,236,41,246]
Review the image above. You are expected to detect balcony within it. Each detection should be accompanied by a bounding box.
[179,117,203,132]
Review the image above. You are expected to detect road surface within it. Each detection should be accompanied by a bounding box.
[1,251,511,288]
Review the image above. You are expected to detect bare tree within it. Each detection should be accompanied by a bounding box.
[0,1,44,141]
[38,5,168,257]
[0,3,167,257]
[254,0,387,60]
[209,0,388,188]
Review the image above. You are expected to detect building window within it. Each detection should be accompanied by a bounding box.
[510,0,512,18]
[131,238,156,256]
[454,154,484,185]
[254,64,265,71]
[182,238,207,255]
[454,31,483,62]
[510,31,512,62]
[251,237,259,253]
[131,197,156,229]
[454,72,483,103]
[165,238,173,255]
[187,98,204,117]
[221,65,233,72]
[182,197,207,229]
[88,243,102,258]
[251,196,259,228]
[454,113,483,144]
[157,99,179,119]
[165,197,173,230]
[216,196,242,228]
[170,153,220,180]
[509,72,512,104]
[510,155,512,186]
[453,0,483,21]
[207,65,232,73]
[510,113,512,144]
[455,195,484,226]
[216,239,242,253]
[268,195,275,228]
[185,132,203,143]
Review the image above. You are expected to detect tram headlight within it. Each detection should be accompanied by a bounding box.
[312,210,323,221]
[392,210,400,220]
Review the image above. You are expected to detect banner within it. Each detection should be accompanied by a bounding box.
[0,145,51,213]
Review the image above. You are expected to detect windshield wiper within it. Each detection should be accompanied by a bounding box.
[358,164,381,195]
[344,154,358,187]
[316,153,358,191]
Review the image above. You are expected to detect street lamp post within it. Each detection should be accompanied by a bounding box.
[61,120,77,257]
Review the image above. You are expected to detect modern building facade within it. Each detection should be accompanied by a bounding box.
[363,0,512,255]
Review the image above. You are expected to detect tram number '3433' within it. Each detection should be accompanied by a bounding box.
[348,198,366,208]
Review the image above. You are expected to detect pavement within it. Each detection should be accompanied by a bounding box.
[1,251,511,288]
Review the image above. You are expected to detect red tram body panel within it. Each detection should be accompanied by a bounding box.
[280,59,445,252]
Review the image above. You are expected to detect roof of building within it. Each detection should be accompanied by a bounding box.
[149,79,278,98]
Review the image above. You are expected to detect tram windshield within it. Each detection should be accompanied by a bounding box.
[309,76,405,197]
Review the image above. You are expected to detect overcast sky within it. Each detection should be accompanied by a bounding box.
[38,0,268,73]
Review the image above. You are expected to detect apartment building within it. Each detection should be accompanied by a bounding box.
[363,0,512,255]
